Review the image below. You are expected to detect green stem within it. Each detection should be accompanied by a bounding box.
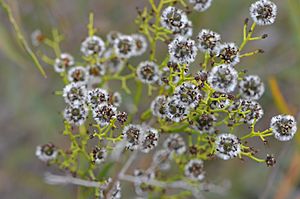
[239,22,256,51]
[241,152,265,163]
[0,0,47,77]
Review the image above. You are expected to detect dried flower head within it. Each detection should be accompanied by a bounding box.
[216,43,240,66]
[114,35,136,59]
[122,124,143,150]
[250,0,277,26]
[195,70,208,82]
[215,133,241,160]
[136,61,159,84]
[265,154,276,167]
[161,6,188,32]
[151,95,168,119]
[64,103,88,126]
[31,29,45,46]
[81,36,106,57]
[107,31,122,45]
[36,143,58,162]
[189,0,213,12]
[131,34,148,56]
[116,111,128,125]
[271,115,297,141]
[117,112,128,125]
[54,53,74,73]
[165,96,190,122]
[207,64,238,93]
[110,92,122,107]
[168,36,198,65]
[173,82,202,108]
[92,147,107,164]
[197,29,221,53]
[140,127,159,153]
[239,75,265,100]
[67,66,89,84]
[87,62,106,79]
[174,20,193,38]
[193,114,217,134]
[184,159,205,181]
[87,88,109,109]
[163,134,186,155]
[189,145,199,156]
[63,82,87,105]
[92,103,117,127]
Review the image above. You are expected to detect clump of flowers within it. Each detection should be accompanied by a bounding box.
[197,29,221,53]
[32,0,297,198]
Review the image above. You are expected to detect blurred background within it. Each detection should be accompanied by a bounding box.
[0,0,300,198]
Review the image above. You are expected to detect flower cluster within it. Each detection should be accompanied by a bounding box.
[122,124,159,152]
[33,0,298,198]
[62,82,125,127]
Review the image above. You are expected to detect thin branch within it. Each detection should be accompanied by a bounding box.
[0,0,47,77]
[120,174,229,198]
[118,150,138,178]
[44,172,105,188]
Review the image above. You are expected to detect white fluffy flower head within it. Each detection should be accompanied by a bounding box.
[193,114,217,134]
[163,134,186,155]
[87,88,109,109]
[173,82,202,108]
[184,159,205,181]
[122,124,144,150]
[107,31,122,45]
[207,64,238,93]
[161,6,188,32]
[216,43,240,66]
[63,82,87,105]
[271,115,297,141]
[81,35,106,57]
[64,103,88,126]
[215,133,241,160]
[110,92,122,107]
[36,143,58,162]
[197,29,221,53]
[114,35,136,59]
[131,34,148,56]
[67,66,89,84]
[92,103,117,127]
[168,36,198,65]
[54,53,74,73]
[189,0,213,12]
[165,96,190,122]
[151,95,168,119]
[239,75,265,100]
[136,61,159,84]
[250,0,277,26]
[92,147,107,164]
[140,127,159,153]
[174,20,193,38]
